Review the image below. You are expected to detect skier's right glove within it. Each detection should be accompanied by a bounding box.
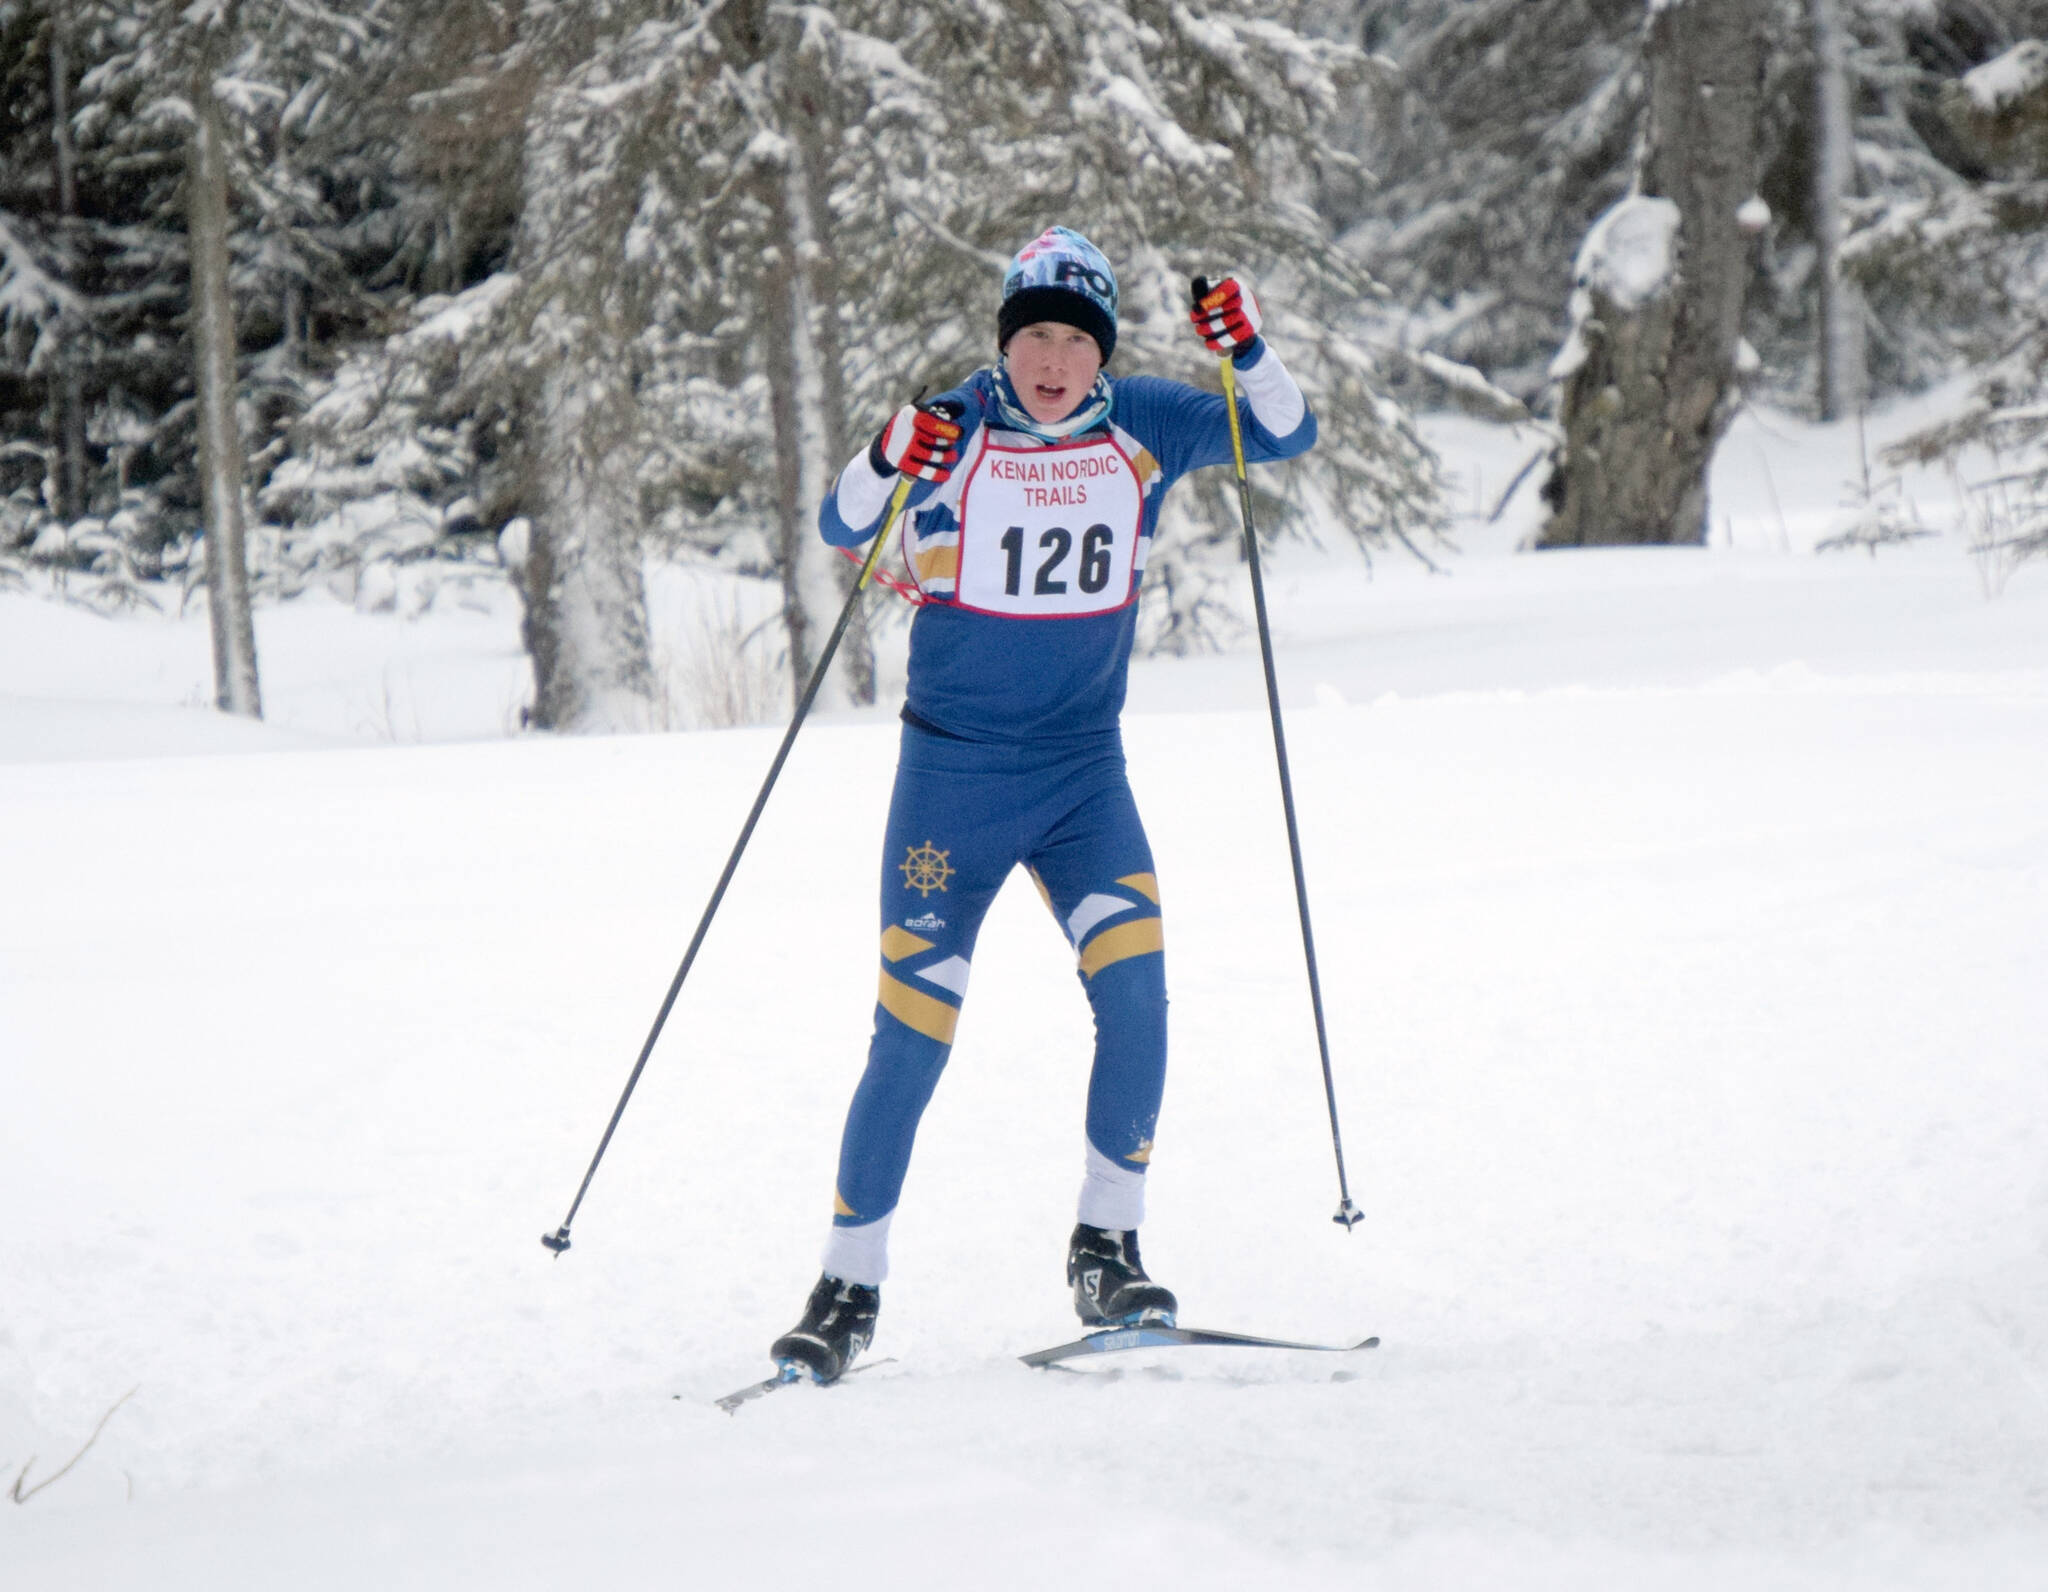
[869,400,964,482]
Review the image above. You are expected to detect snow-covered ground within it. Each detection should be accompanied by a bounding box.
[4,399,2046,1589]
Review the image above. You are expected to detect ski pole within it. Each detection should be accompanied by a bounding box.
[542,473,917,1255]
[1196,277,1363,1231]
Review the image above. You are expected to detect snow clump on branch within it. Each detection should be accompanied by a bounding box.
[1963,40,2048,115]
[1549,194,1680,382]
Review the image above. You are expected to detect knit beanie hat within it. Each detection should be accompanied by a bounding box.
[997,226,1118,364]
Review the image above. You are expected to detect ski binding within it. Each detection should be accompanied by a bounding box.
[708,1356,891,1414]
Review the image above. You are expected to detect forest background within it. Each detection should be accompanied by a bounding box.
[2,0,2045,733]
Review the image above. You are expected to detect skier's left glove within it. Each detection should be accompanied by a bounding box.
[1189,276,1263,357]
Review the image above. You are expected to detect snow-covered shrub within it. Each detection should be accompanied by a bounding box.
[656,584,788,731]
[0,468,28,589]
[1958,465,2047,595]
[1816,422,1934,556]
[1,469,45,553]
[1950,36,2048,171]
[71,526,163,613]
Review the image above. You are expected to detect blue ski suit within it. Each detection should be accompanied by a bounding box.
[814,339,1316,1283]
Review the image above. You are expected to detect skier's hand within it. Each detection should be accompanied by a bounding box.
[869,400,965,482]
[1189,276,1263,357]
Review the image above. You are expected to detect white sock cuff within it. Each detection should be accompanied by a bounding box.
[821,1212,893,1287]
[1077,1141,1148,1231]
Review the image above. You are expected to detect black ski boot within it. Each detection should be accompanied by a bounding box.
[770,1273,879,1384]
[1068,1223,1177,1327]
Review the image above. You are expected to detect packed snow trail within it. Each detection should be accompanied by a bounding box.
[6,664,2047,1589]
[4,406,2048,1589]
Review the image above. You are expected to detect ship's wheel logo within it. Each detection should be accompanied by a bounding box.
[899,840,954,897]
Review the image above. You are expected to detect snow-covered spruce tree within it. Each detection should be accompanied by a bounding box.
[699,0,878,708]
[373,1,531,299]
[479,8,668,733]
[0,1,95,554]
[47,7,90,524]
[0,170,79,569]
[6,6,190,580]
[1538,0,1769,549]
[7,2,95,523]
[1757,0,2048,400]
[251,0,540,615]
[283,1,882,728]
[72,0,398,710]
[1771,3,2048,416]
[1888,38,2048,582]
[454,1,886,725]
[1328,0,2048,411]
[1,5,230,604]
[1325,0,1648,398]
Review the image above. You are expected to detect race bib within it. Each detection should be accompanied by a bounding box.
[953,437,1142,618]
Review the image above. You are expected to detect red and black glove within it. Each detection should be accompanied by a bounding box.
[869,399,964,482]
[1189,276,1263,357]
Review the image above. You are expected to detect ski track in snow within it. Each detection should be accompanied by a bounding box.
[3,405,2048,1589]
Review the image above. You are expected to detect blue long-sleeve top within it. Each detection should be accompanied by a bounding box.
[821,337,1316,743]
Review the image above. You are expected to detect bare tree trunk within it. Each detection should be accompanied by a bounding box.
[49,16,89,523]
[789,63,875,706]
[518,365,656,732]
[1813,0,1867,420]
[188,69,262,717]
[281,274,304,363]
[1539,0,1767,549]
[762,121,862,714]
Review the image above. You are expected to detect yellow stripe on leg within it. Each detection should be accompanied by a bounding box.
[834,1190,858,1218]
[880,925,934,962]
[1116,872,1160,904]
[1078,916,1164,978]
[878,969,960,1044]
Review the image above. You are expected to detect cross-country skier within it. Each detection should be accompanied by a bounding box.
[770,226,1317,1383]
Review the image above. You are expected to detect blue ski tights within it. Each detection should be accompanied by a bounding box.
[825,723,1167,1279]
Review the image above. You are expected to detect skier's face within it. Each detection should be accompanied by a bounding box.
[1006,321,1103,424]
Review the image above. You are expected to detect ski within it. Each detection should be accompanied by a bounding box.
[706,1329,1375,1409]
[1019,1324,1378,1370]
[711,1365,801,1414]
[706,1356,893,1414]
